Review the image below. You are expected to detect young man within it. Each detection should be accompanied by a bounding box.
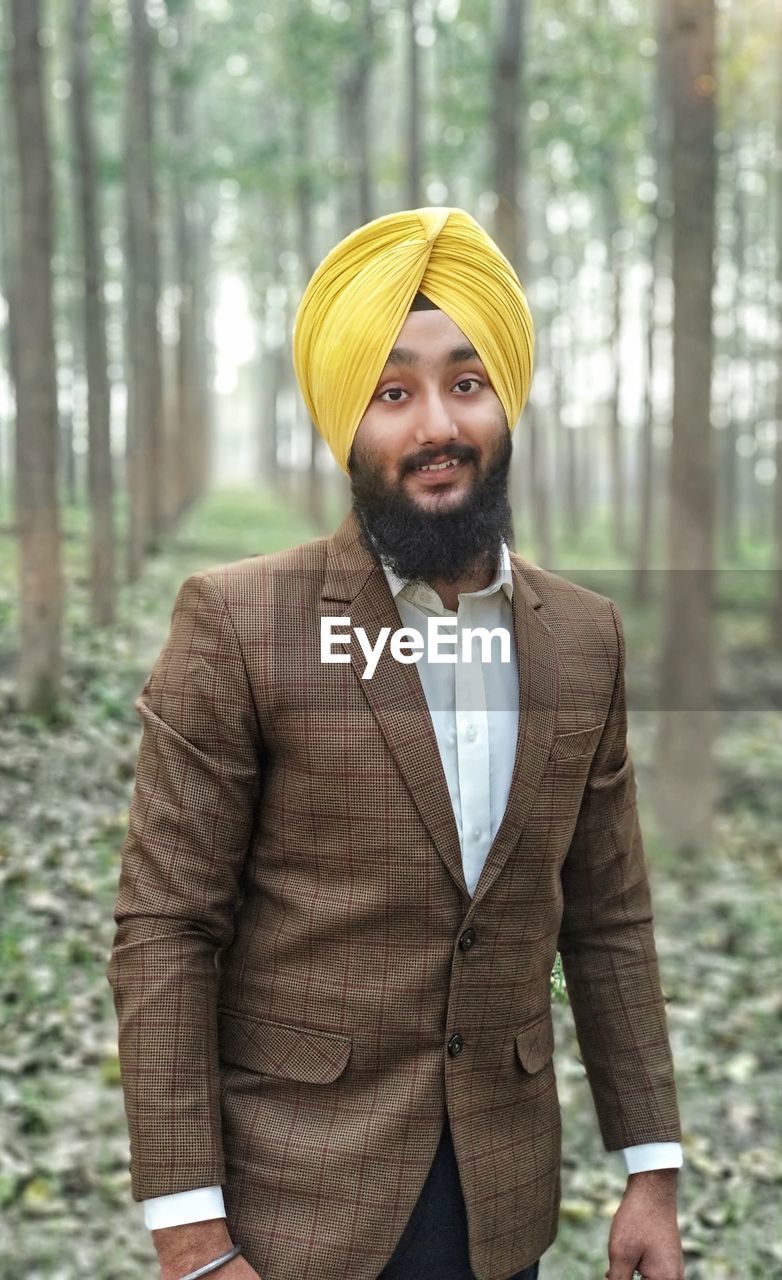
[108,207,684,1280]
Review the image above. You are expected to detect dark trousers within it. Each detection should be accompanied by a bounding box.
[378,1116,541,1280]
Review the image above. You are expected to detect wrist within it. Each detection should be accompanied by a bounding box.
[626,1166,679,1200]
[153,1218,234,1279]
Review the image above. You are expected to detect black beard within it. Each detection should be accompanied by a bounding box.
[348,430,514,585]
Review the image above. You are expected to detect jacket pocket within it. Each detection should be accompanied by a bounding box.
[217,1009,352,1083]
[549,722,605,761]
[515,1011,555,1074]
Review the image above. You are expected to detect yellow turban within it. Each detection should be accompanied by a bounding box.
[292,207,534,473]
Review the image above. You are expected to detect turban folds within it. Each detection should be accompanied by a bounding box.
[292,207,534,473]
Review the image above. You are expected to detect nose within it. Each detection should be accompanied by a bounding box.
[413,386,458,447]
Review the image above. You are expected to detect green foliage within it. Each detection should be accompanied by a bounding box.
[550,950,568,1003]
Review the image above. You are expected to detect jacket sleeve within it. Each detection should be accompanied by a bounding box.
[106,570,262,1200]
[557,599,682,1151]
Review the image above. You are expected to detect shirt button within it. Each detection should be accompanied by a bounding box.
[447,1033,464,1057]
[471,827,481,841]
[466,725,477,741]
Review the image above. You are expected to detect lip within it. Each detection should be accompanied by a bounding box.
[410,458,467,485]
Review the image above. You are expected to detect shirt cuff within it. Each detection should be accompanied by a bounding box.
[143,1186,226,1230]
[621,1142,684,1174]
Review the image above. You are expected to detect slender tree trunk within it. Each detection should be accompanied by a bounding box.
[61,402,78,504]
[491,0,532,532]
[635,250,657,601]
[256,291,277,485]
[637,0,670,599]
[70,0,115,626]
[0,48,20,527]
[168,0,200,524]
[492,0,526,269]
[722,140,742,560]
[405,0,421,207]
[293,90,326,531]
[186,83,215,512]
[601,166,628,560]
[655,0,717,853]
[125,0,164,580]
[255,185,284,490]
[774,18,782,644]
[337,0,375,233]
[609,241,627,556]
[9,0,63,714]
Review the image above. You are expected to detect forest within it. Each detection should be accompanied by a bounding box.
[0,0,780,1276]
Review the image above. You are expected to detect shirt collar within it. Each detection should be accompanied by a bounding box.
[380,541,513,606]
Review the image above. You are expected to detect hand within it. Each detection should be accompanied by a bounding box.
[152,1219,262,1280]
[605,1169,684,1280]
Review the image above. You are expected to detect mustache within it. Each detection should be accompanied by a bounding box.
[400,442,478,476]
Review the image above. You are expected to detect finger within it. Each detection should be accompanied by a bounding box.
[605,1257,640,1280]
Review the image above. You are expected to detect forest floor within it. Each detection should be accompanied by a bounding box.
[0,488,780,1280]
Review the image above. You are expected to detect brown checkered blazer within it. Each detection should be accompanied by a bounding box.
[107,509,681,1280]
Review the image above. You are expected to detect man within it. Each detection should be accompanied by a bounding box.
[108,207,684,1280]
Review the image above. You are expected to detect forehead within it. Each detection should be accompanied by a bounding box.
[382,308,482,367]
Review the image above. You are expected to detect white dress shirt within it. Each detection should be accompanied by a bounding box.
[143,546,681,1229]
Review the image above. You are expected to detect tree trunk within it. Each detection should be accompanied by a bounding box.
[491,0,531,530]
[721,139,742,561]
[125,0,164,580]
[601,165,628,560]
[337,0,375,233]
[168,0,200,524]
[9,0,63,714]
[635,0,672,603]
[405,0,421,207]
[774,17,782,645]
[70,0,115,626]
[655,0,717,854]
[293,90,326,531]
[492,0,526,271]
[0,50,20,527]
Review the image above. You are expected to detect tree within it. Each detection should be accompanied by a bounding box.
[70,0,116,626]
[405,0,422,207]
[655,0,718,853]
[491,0,535,538]
[166,0,206,521]
[774,11,782,645]
[336,0,376,233]
[9,0,63,715]
[635,0,673,606]
[125,0,164,578]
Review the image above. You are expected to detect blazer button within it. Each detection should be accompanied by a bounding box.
[458,928,476,951]
[447,1033,464,1057]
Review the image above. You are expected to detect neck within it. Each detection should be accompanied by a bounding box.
[424,553,496,612]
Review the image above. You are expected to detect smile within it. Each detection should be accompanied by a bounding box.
[416,458,461,472]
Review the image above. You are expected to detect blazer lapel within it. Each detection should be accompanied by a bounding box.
[322,512,468,898]
[469,554,559,908]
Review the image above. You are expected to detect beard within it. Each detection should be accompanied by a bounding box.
[348,426,514,585]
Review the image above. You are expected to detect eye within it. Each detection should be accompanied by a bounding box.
[377,377,484,404]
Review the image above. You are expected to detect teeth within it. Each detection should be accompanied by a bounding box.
[419,459,460,472]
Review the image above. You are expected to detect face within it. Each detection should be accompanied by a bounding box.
[348,308,514,585]
[350,308,508,511]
